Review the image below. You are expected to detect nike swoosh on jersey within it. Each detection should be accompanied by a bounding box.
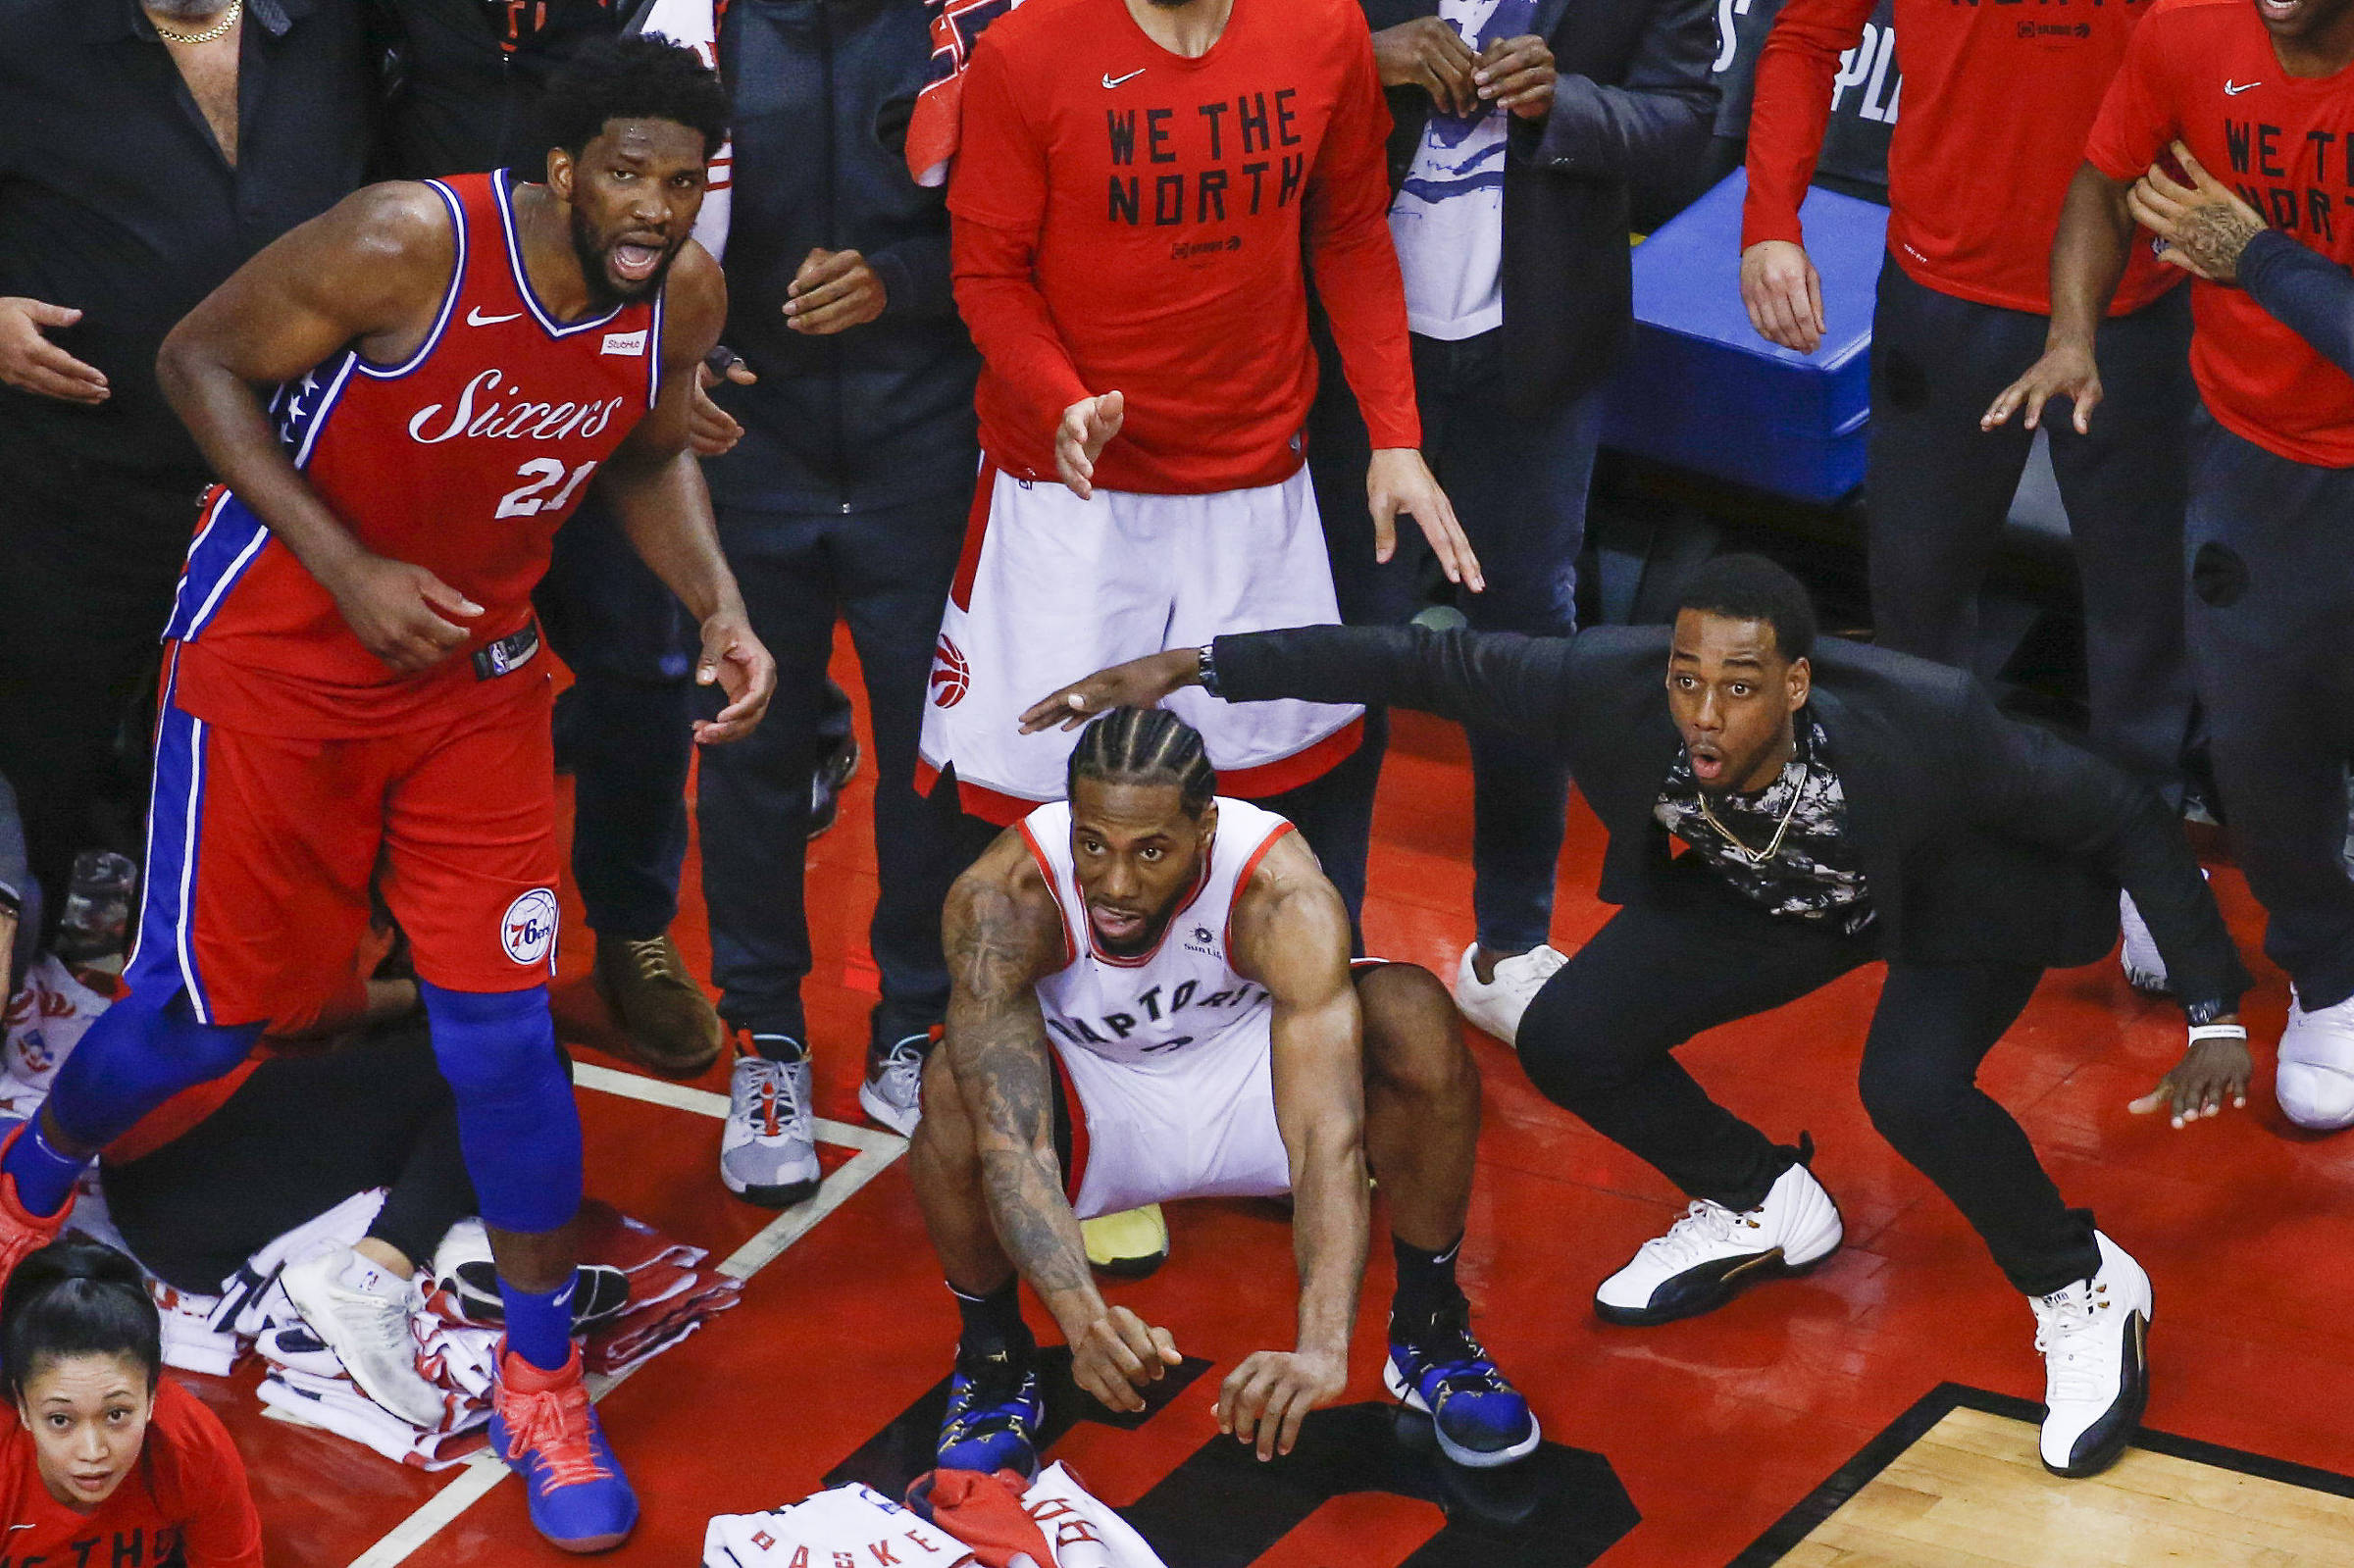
[2225,79,2263,94]
[466,307,525,326]
[1102,69,1146,88]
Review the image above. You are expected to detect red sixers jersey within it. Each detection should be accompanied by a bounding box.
[167,172,665,736]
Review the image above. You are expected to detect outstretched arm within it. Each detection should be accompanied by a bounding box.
[158,183,484,673]
[1219,833,1367,1460]
[943,867,1182,1410]
[596,246,774,744]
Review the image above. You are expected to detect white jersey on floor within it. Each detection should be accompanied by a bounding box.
[1016,796,1298,1219]
[704,1485,977,1568]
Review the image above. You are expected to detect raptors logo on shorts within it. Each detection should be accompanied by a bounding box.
[930,635,970,709]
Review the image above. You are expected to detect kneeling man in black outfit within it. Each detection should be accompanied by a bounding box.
[1024,554,2253,1479]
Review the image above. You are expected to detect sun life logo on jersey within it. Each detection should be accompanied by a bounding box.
[501,887,560,966]
[1184,924,1218,958]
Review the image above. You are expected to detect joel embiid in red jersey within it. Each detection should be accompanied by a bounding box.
[0,39,774,1553]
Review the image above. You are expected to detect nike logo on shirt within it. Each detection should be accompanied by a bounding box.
[467,307,525,326]
[2225,79,2262,94]
[1102,69,1145,87]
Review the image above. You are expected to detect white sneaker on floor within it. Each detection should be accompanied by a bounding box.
[2278,989,2354,1130]
[280,1247,445,1428]
[722,1046,822,1207]
[1453,942,1567,1046]
[2032,1230,2151,1477]
[2118,891,2170,994]
[1595,1158,1843,1327]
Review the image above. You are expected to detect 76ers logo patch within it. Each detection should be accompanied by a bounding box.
[930,635,970,709]
[502,888,560,966]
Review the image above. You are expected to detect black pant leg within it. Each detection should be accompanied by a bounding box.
[1513,870,1873,1208]
[102,1021,461,1292]
[1864,260,2040,670]
[0,445,205,942]
[2046,287,2198,789]
[1857,962,2100,1296]
[368,1035,477,1273]
[536,494,696,942]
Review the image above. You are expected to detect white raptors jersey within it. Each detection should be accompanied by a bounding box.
[1015,796,1294,1072]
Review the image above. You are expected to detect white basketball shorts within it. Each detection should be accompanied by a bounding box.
[1053,1007,1291,1221]
[917,461,1364,824]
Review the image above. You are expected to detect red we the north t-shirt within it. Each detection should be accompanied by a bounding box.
[947,0,1419,495]
[2087,0,2354,465]
[0,1378,264,1567]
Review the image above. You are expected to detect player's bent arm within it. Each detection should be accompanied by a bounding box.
[158,183,458,595]
[1984,163,2132,431]
[1232,835,1369,1369]
[599,244,739,623]
[942,857,1107,1338]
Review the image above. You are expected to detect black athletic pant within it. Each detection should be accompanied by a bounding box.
[2182,409,2354,1006]
[102,1020,475,1295]
[1513,862,2100,1297]
[1868,262,2196,791]
[0,430,209,945]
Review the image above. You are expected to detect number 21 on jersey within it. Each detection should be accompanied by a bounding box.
[496,457,598,519]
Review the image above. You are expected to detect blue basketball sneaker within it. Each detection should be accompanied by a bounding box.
[937,1340,1045,1477]
[489,1341,639,1552]
[1384,1307,1540,1468]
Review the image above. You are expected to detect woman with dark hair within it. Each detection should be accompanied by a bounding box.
[0,1236,261,1564]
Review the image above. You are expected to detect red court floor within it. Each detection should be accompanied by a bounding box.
[196,632,2354,1567]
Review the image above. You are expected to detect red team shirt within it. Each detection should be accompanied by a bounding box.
[0,1379,265,1568]
[947,0,1420,494]
[2088,0,2354,465]
[163,172,663,736]
[1746,0,2176,315]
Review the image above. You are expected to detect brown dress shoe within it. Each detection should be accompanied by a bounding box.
[591,934,723,1079]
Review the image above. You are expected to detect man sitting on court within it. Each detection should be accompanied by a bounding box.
[911,707,1532,1473]
[1024,555,2253,1481]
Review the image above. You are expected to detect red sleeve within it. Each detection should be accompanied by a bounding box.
[947,35,1093,433]
[163,1384,266,1568]
[2083,10,2177,182]
[1305,11,1420,451]
[1740,0,1878,251]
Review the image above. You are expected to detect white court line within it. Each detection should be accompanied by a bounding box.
[347,1064,906,1568]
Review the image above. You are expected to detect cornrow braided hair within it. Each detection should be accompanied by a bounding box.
[1066,707,1216,818]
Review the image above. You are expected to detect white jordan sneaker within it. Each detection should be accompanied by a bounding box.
[1594,1157,1843,1326]
[1453,942,1567,1046]
[2118,891,2170,994]
[2031,1230,2151,1478]
[2277,988,2354,1130]
[281,1247,445,1428]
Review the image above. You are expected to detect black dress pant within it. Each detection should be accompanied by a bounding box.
[1867,262,2195,791]
[0,431,208,943]
[1514,862,2100,1297]
[102,1020,475,1294]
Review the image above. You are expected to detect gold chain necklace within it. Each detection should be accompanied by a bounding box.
[1694,758,1813,867]
[150,0,242,44]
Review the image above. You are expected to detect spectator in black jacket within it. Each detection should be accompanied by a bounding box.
[0,0,372,959]
[1305,0,1717,1039]
[695,0,998,1204]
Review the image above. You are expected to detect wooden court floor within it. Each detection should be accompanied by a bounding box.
[192,633,2354,1566]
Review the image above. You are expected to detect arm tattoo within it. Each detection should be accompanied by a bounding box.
[945,884,1094,1298]
[2178,202,2266,282]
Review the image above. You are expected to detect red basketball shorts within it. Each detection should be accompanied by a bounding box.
[124,652,562,1026]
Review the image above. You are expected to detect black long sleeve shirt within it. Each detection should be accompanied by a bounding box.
[0,0,373,474]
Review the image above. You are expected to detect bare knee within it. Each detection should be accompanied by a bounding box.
[1356,962,1478,1101]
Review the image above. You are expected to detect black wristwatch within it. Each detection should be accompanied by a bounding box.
[1197,641,1223,699]
[2183,996,2237,1028]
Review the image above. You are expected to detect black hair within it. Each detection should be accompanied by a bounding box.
[537,34,732,163]
[1675,553,1818,664]
[1066,707,1217,819]
[1,1237,163,1404]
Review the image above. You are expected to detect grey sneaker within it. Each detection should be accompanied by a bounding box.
[281,1247,445,1428]
[858,1032,928,1137]
[722,1043,820,1207]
